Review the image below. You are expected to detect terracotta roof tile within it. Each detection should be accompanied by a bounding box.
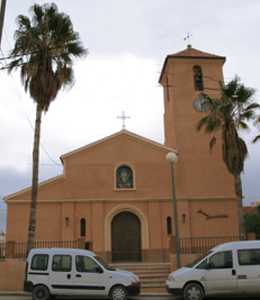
[159,46,225,83]
[169,47,225,59]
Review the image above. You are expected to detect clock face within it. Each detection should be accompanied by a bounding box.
[193,93,209,112]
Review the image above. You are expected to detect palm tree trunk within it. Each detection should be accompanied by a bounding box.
[234,174,246,240]
[26,103,42,255]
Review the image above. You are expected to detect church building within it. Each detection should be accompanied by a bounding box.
[5,46,239,263]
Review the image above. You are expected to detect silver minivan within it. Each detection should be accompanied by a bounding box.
[166,240,260,300]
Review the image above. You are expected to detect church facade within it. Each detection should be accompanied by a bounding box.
[5,47,238,262]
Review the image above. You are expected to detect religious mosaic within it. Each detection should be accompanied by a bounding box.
[116,165,133,189]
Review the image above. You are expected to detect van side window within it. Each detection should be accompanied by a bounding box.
[209,251,233,269]
[76,256,101,273]
[238,249,260,265]
[52,255,72,272]
[31,254,49,271]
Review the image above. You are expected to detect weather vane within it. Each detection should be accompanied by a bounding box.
[117,111,130,130]
[184,32,192,47]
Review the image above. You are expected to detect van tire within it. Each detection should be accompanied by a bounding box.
[183,282,204,300]
[32,285,50,300]
[110,285,128,300]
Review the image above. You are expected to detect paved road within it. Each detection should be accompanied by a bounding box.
[1,296,260,300]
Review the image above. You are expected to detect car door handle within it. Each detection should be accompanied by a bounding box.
[76,274,82,278]
[67,274,71,279]
[232,269,236,276]
[237,274,247,280]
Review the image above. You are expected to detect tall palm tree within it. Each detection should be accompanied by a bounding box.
[197,76,259,239]
[7,3,87,253]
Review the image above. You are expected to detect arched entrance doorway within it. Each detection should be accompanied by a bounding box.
[111,211,141,262]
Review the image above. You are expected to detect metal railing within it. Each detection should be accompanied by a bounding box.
[170,236,240,254]
[0,239,87,259]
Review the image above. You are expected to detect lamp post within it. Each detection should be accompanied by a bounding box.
[166,152,181,269]
[0,0,7,47]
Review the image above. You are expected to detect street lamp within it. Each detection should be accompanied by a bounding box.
[166,152,181,269]
[0,0,7,47]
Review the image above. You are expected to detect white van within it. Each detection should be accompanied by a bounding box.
[24,248,140,300]
[166,240,260,300]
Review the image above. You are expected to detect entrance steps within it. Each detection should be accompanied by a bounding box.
[111,262,171,293]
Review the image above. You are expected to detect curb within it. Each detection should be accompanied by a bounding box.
[0,291,30,296]
[0,291,172,298]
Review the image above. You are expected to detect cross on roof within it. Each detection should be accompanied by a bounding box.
[184,32,192,47]
[117,111,130,130]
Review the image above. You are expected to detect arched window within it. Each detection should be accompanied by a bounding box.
[80,218,86,237]
[116,165,133,189]
[166,216,172,235]
[193,65,204,91]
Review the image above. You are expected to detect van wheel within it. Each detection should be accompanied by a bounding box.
[184,283,204,300]
[110,285,128,300]
[32,285,50,300]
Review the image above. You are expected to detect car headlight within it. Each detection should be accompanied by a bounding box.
[131,275,139,283]
[167,274,175,282]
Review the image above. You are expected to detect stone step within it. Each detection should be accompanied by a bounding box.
[112,262,170,267]
[113,265,171,272]
[141,286,168,294]
[141,278,166,284]
[142,282,166,288]
[111,262,170,291]
[138,272,169,278]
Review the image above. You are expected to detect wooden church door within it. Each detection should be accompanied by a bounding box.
[111,212,141,262]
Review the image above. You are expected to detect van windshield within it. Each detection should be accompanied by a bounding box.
[95,256,116,271]
[186,251,212,268]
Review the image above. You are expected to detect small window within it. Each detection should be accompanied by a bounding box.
[80,218,86,237]
[209,251,233,269]
[76,256,101,273]
[193,65,204,91]
[116,165,133,189]
[52,255,72,272]
[166,217,172,235]
[31,254,49,271]
[238,249,260,265]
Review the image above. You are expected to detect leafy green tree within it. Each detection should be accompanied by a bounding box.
[197,76,259,238]
[244,206,260,239]
[7,3,87,253]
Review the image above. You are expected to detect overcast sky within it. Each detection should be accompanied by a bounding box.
[0,0,260,231]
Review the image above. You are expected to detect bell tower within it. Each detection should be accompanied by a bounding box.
[159,46,235,199]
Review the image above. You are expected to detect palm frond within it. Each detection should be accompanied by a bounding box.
[197,116,209,131]
[253,135,260,143]
[244,103,260,111]
[240,110,254,121]
[8,2,86,109]
[238,121,249,130]
[209,136,217,152]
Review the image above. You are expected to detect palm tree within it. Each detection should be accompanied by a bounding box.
[7,3,87,253]
[197,76,259,239]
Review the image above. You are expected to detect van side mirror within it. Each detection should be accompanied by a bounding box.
[95,266,103,273]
